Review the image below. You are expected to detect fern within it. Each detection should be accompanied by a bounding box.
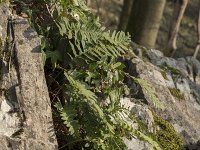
[55,101,80,137]
[64,72,115,133]
[56,16,130,63]
[114,111,162,150]
[20,0,164,149]
[130,76,165,110]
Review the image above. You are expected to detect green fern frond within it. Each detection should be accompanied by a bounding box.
[132,77,165,110]
[24,0,168,149]
[56,11,130,63]
[115,113,162,150]
[134,130,162,150]
[64,72,115,134]
[55,102,80,136]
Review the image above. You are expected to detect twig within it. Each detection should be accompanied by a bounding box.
[164,0,189,57]
[193,6,200,58]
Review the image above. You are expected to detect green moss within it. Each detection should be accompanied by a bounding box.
[160,63,181,76]
[150,114,183,150]
[160,70,168,80]
[0,0,9,3]
[168,88,184,100]
[135,117,147,132]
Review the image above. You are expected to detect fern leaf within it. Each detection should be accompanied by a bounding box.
[64,72,115,134]
[132,77,165,110]
[54,102,80,136]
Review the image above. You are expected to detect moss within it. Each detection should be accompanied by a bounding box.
[0,0,9,4]
[135,117,147,132]
[168,88,184,100]
[160,70,168,80]
[150,114,183,150]
[160,63,181,76]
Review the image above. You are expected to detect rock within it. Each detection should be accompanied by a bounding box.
[0,4,58,149]
[175,78,190,95]
[120,97,155,150]
[1,100,14,113]
[0,112,20,137]
[131,104,154,132]
[126,44,200,146]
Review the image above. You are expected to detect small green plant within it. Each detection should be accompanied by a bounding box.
[160,63,182,82]
[127,74,164,110]
[150,114,183,150]
[169,88,185,100]
[160,70,168,80]
[160,63,182,76]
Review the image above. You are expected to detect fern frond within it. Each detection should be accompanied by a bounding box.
[115,112,162,150]
[134,130,162,150]
[55,102,80,136]
[64,72,115,134]
[131,77,165,110]
[56,14,130,63]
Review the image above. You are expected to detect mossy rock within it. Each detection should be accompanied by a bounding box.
[160,70,168,80]
[168,88,184,100]
[160,63,182,76]
[150,115,183,150]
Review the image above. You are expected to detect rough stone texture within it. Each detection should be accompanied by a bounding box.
[121,97,154,150]
[125,44,200,149]
[0,4,58,149]
[123,137,154,150]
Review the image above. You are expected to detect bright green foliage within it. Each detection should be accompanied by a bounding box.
[62,71,125,149]
[55,102,80,136]
[19,0,168,149]
[60,58,129,149]
[56,16,130,63]
[169,88,185,100]
[151,115,183,150]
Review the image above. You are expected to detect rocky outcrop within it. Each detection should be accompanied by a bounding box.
[0,4,58,149]
[121,43,200,149]
[1,3,200,150]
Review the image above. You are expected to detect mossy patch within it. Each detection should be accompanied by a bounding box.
[160,70,168,80]
[0,0,9,4]
[160,63,182,77]
[168,88,184,100]
[150,114,183,150]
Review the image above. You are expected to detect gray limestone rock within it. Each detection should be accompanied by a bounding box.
[127,45,200,146]
[0,4,58,149]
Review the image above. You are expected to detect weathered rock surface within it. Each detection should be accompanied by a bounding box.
[121,43,200,149]
[0,4,57,149]
[1,3,200,150]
